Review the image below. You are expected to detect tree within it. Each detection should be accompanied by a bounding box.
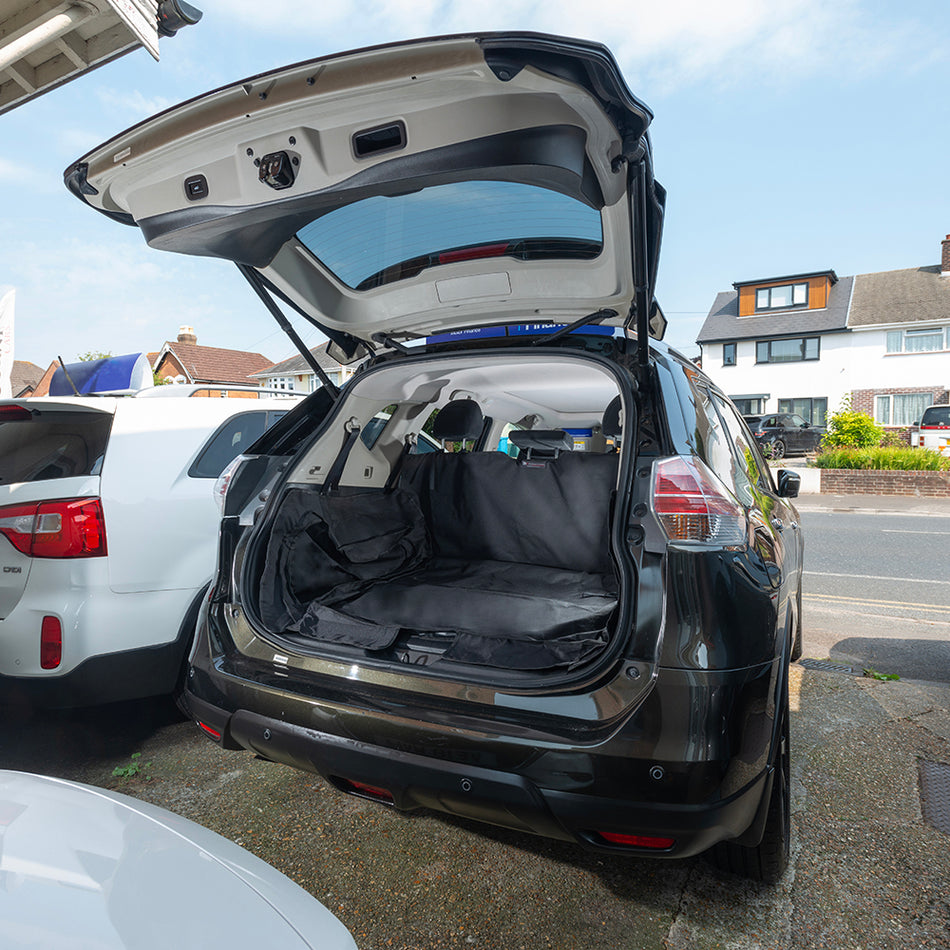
[821,398,883,449]
[75,350,113,362]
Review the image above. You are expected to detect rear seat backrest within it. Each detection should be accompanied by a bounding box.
[399,450,617,574]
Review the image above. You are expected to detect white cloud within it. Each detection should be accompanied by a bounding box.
[1,231,272,365]
[0,157,52,190]
[96,87,175,120]
[204,0,942,94]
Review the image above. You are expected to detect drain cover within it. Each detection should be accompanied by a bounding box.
[919,759,950,836]
[799,658,855,674]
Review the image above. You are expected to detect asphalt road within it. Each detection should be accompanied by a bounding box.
[799,510,950,681]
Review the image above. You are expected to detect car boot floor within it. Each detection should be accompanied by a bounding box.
[295,559,618,671]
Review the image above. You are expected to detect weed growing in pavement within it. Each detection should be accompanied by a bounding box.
[112,752,152,780]
[863,668,900,682]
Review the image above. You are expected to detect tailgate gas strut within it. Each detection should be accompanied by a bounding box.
[236,263,340,398]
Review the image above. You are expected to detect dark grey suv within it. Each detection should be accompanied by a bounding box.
[744,413,824,459]
[67,33,804,882]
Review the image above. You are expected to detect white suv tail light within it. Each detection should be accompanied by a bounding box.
[0,498,107,558]
[652,456,747,545]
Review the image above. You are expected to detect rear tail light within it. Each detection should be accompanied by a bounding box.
[40,616,62,669]
[0,504,41,555]
[652,456,747,545]
[0,498,107,558]
[595,831,675,850]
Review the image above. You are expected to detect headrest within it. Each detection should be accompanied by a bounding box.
[602,396,622,438]
[508,430,574,454]
[431,399,484,442]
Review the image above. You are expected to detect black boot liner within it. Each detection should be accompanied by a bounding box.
[257,451,619,670]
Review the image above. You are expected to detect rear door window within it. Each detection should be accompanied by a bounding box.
[189,411,287,478]
[0,408,112,483]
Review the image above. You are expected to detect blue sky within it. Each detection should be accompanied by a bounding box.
[1,0,948,367]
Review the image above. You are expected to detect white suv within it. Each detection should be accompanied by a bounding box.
[0,385,299,707]
[914,404,950,456]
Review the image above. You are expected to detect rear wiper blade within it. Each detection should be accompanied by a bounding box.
[531,309,617,346]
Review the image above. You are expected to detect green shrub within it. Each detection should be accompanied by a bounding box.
[879,430,908,448]
[821,398,883,449]
[814,447,950,470]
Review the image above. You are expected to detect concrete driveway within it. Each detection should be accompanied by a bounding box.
[2,663,949,949]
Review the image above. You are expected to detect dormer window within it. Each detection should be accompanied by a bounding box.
[755,282,808,311]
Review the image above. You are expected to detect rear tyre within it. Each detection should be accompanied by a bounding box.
[708,679,790,883]
[771,439,786,460]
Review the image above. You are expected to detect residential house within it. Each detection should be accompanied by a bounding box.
[251,341,354,394]
[153,326,274,396]
[697,234,950,433]
[10,360,44,396]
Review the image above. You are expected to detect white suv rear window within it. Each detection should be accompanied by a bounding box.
[0,410,112,483]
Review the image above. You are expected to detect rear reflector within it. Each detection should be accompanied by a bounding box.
[40,616,62,669]
[597,831,675,850]
[197,721,222,741]
[652,456,746,545]
[0,498,106,558]
[339,778,394,804]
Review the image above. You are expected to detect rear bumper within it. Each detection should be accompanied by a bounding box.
[184,663,774,860]
[0,637,188,709]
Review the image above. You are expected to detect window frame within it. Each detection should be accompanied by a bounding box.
[777,397,828,427]
[754,282,809,312]
[873,393,935,427]
[755,337,820,364]
[722,342,737,367]
[886,327,949,355]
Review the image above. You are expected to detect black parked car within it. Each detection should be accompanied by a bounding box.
[743,413,824,459]
[67,33,804,883]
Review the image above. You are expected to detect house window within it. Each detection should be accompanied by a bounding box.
[875,393,933,426]
[874,395,891,426]
[730,396,766,415]
[722,342,737,366]
[269,376,295,397]
[778,397,828,426]
[755,283,808,311]
[755,337,819,363]
[886,327,947,354]
[876,393,934,426]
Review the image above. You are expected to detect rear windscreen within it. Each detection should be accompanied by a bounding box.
[296,180,603,290]
[921,407,950,427]
[0,411,112,483]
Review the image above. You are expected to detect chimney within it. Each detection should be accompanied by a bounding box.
[177,325,197,345]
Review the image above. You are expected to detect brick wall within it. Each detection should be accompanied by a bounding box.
[821,469,950,496]
[851,387,948,416]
